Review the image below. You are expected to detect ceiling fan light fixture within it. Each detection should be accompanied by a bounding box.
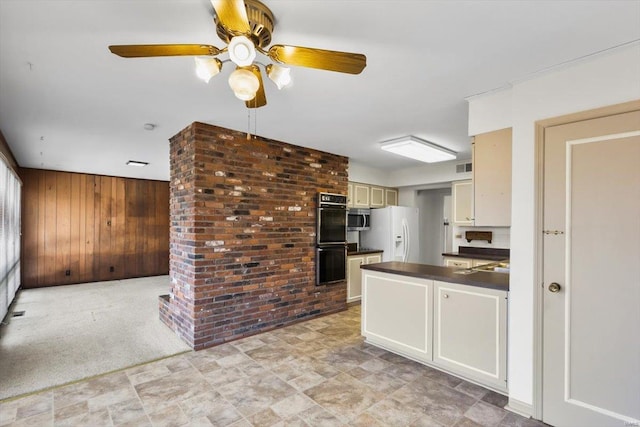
[228,35,256,67]
[228,68,260,101]
[380,136,457,163]
[194,57,222,83]
[266,64,291,89]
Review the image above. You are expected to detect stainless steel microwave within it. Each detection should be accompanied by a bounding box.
[347,208,371,231]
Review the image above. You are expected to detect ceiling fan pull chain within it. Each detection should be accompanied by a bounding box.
[253,106,257,139]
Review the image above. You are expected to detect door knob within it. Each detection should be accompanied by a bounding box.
[548,282,561,293]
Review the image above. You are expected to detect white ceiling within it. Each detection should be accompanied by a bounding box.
[1,0,639,181]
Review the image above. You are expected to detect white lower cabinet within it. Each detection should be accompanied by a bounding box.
[362,270,508,393]
[362,271,432,361]
[433,281,507,392]
[365,253,382,265]
[347,253,382,303]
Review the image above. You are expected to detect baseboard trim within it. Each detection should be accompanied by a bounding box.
[505,398,534,418]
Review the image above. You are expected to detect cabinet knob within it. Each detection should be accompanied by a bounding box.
[443,294,449,299]
[548,282,561,293]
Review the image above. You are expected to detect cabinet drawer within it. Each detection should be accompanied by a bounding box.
[444,258,473,268]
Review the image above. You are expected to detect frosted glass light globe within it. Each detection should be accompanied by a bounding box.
[228,68,259,101]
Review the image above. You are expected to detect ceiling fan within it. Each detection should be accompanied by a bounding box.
[109,0,367,108]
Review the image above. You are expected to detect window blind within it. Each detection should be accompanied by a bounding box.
[0,156,20,322]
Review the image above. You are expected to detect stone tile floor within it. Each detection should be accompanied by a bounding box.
[0,305,547,426]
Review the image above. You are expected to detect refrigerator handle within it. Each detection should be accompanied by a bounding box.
[403,219,409,262]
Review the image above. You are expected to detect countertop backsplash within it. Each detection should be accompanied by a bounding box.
[452,225,510,253]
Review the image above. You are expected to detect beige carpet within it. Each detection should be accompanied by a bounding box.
[0,276,191,400]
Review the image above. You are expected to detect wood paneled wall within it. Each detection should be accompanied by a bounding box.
[20,169,169,288]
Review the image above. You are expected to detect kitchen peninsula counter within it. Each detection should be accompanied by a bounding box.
[347,248,383,256]
[361,261,509,393]
[361,261,509,291]
[441,246,509,261]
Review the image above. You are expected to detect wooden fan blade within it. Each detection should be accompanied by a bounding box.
[109,44,220,58]
[211,0,250,35]
[267,45,366,75]
[245,65,267,109]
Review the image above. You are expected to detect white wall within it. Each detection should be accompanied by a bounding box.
[388,158,471,188]
[453,226,510,252]
[416,188,452,265]
[467,43,640,413]
[348,160,390,186]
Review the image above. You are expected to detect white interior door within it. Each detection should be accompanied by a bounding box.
[542,109,640,426]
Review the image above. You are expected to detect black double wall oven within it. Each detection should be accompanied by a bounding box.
[316,192,347,285]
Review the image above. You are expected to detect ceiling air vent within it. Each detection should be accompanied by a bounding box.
[456,162,472,173]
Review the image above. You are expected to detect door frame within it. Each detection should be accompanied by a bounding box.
[533,99,640,420]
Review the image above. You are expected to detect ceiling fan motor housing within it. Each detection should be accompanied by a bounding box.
[215,0,275,49]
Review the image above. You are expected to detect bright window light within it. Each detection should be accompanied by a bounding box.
[380,136,456,163]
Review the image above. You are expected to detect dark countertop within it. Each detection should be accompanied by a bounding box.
[442,246,510,261]
[348,248,383,256]
[361,261,509,291]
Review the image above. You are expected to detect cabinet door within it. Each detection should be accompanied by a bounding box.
[366,254,382,264]
[444,257,472,268]
[452,180,474,225]
[433,281,507,391]
[473,128,512,226]
[347,183,354,208]
[362,271,432,362]
[353,184,370,208]
[370,186,385,208]
[347,256,365,302]
[385,188,398,206]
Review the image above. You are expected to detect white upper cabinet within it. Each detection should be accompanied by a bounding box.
[385,188,398,206]
[370,186,385,208]
[452,180,474,225]
[347,181,399,208]
[347,183,354,207]
[353,183,370,208]
[473,128,512,226]
[452,128,512,227]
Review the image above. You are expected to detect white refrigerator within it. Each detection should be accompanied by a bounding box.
[361,206,420,263]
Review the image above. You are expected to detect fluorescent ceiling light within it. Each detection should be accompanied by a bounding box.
[380,136,457,163]
[126,160,149,167]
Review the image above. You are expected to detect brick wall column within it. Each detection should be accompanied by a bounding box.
[160,122,348,350]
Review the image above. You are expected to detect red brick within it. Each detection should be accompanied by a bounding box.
[161,122,348,350]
